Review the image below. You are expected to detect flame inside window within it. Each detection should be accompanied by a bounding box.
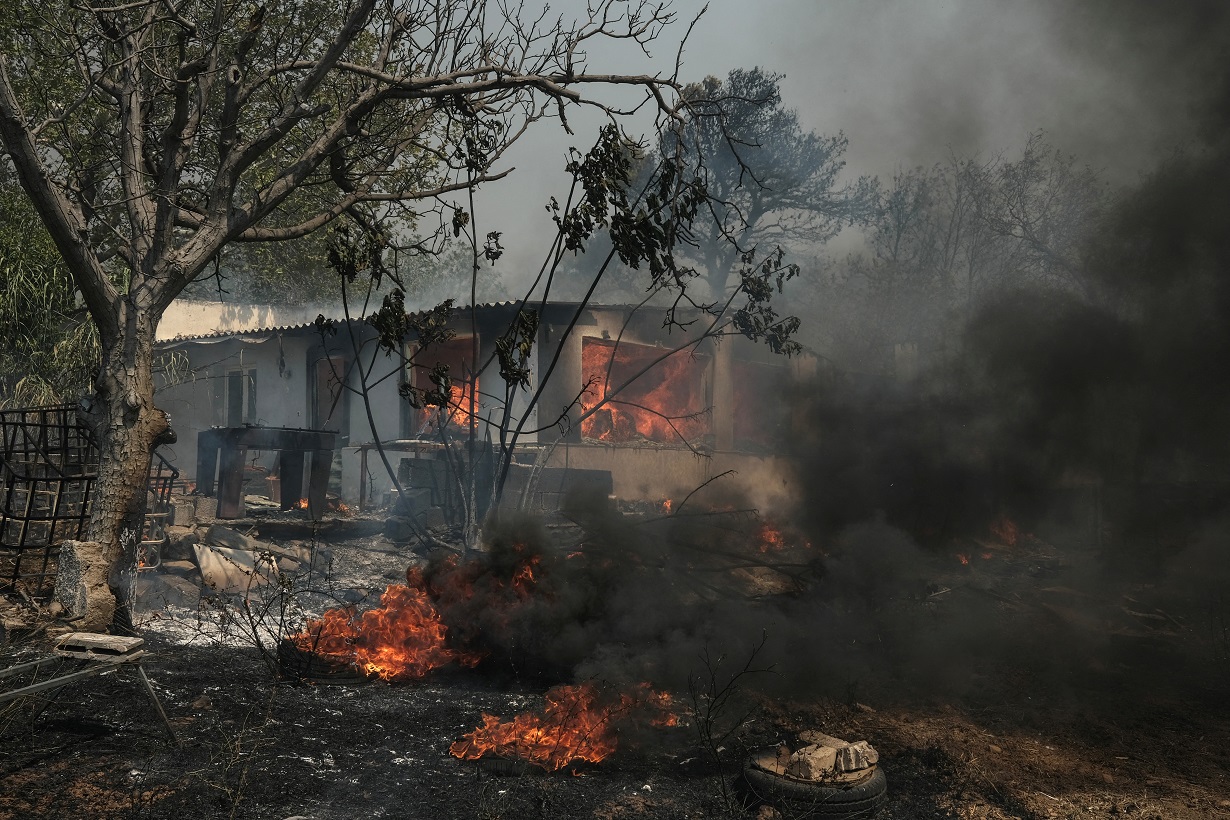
[580,337,710,444]
[407,337,480,437]
[414,381,479,434]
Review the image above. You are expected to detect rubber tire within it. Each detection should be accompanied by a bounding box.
[742,764,887,818]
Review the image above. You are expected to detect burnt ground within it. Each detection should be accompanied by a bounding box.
[2,516,1229,820]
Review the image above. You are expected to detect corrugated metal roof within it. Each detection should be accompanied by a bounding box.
[159,321,320,344]
[157,300,646,344]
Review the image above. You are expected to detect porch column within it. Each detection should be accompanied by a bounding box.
[711,339,734,451]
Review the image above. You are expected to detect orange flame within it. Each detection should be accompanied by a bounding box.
[289,582,476,682]
[419,549,541,601]
[751,519,811,555]
[289,545,548,680]
[511,559,537,590]
[956,553,970,565]
[989,515,1019,546]
[756,521,788,554]
[415,382,480,434]
[294,497,352,515]
[580,338,710,444]
[661,498,673,515]
[449,682,677,771]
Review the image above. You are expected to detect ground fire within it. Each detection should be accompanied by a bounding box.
[292,496,352,515]
[286,542,683,773]
[989,514,1019,546]
[449,681,678,772]
[286,543,545,681]
[289,580,474,682]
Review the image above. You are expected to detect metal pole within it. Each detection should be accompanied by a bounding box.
[135,664,180,747]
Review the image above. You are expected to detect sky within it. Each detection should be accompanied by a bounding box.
[474,0,1230,284]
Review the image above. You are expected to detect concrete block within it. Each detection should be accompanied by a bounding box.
[163,526,198,561]
[786,745,838,780]
[834,741,878,772]
[193,544,276,595]
[137,573,201,610]
[53,540,115,632]
[171,497,196,528]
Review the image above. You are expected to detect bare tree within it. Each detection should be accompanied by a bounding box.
[663,67,876,298]
[0,0,700,629]
[978,132,1108,301]
[817,135,1108,376]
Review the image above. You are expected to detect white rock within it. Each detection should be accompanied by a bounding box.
[834,740,879,772]
[785,744,838,780]
[193,544,276,595]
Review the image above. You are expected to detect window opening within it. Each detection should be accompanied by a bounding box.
[225,367,256,426]
[580,337,711,445]
[402,336,478,439]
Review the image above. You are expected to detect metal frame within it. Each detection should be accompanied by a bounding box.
[0,405,178,596]
[0,635,178,745]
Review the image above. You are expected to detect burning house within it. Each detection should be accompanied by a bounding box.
[155,299,818,518]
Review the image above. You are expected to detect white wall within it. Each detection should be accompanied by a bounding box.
[338,345,402,503]
[156,332,316,484]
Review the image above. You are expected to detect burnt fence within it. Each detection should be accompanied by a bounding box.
[0,405,177,597]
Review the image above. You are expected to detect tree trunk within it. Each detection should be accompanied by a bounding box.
[703,241,728,300]
[80,303,169,632]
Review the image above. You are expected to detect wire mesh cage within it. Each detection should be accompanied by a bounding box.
[0,405,177,597]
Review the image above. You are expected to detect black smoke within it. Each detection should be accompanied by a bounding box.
[418,1,1230,715]
[766,3,1230,703]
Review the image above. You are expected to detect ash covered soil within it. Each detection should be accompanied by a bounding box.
[2,518,1230,820]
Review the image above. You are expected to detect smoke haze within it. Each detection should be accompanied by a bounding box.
[347,1,1230,723]
[478,0,1230,284]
